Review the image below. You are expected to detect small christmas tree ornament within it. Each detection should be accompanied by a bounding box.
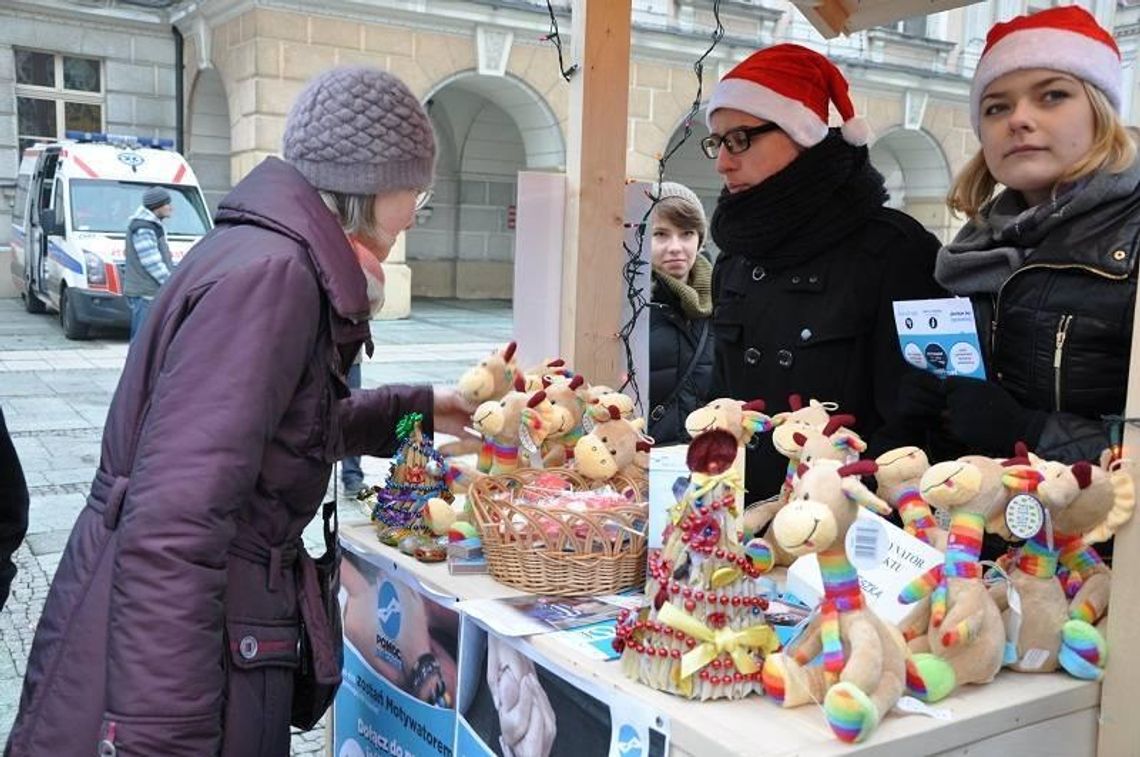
[370,412,453,532]
[616,430,778,701]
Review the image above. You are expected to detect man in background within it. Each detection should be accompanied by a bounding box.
[123,186,176,341]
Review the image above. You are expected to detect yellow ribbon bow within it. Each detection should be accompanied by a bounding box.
[657,601,779,681]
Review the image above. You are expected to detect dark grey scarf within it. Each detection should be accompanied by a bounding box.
[935,159,1140,295]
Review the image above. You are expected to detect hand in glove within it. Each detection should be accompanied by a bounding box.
[892,367,946,421]
[943,376,1047,457]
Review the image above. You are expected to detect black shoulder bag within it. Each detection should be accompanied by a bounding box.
[291,495,342,730]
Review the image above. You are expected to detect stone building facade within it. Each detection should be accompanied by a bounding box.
[2,0,1136,308]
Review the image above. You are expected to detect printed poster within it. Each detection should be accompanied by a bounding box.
[334,549,461,757]
[454,616,669,757]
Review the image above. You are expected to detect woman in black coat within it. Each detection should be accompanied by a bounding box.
[647,182,715,445]
[703,44,944,497]
[900,6,1138,471]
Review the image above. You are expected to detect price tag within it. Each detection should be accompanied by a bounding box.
[1005,494,1044,539]
[895,695,954,721]
[845,517,887,570]
[1004,582,1022,653]
[1019,648,1050,671]
[517,423,544,468]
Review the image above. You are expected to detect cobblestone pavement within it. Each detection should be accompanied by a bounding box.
[0,296,512,754]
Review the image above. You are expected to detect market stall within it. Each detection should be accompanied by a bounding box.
[328,1,1140,755]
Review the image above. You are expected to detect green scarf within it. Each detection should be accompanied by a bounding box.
[654,255,712,319]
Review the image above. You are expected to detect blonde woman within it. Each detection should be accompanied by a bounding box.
[906,6,1138,468]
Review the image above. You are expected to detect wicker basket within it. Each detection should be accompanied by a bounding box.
[468,468,648,596]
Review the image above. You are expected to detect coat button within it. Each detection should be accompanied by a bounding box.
[791,275,802,285]
[800,328,813,342]
[1113,250,1127,261]
[751,265,766,281]
[98,740,117,757]
[744,347,762,366]
[239,635,259,660]
[777,349,794,368]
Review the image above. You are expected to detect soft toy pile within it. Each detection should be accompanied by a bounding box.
[445,342,652,496]
[615,392,1135,745]
[366,342,653,563]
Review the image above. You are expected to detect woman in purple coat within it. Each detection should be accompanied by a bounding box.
[5,67,472,757]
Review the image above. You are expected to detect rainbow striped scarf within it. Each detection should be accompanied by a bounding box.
[490,440,519,472]
[1057,533,1106,622]
[477,440,494,473]
[1057,534,1104,581]
[898,511,984,628]
[1015,530,1059,579]
[896,486,939,545]
[559,422,586,459]
[816,548,864,679]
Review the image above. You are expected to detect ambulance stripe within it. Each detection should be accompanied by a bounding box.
[172,164,186,183]
[69,154,99,178]
[47,242,83,274]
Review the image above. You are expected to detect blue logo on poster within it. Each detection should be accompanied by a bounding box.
[923,343,948,372]
[377,581,401,638]
[618,725,643,757]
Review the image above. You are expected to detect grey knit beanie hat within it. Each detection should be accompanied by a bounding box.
[142,186,172,210]
[649,181,707,238]
[283,66,436,195]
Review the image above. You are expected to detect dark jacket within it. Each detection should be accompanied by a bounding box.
[122,212,175,298]
[712,207,943,499]
[976,187,1140,463]
[6,158,433,757]
[0,406,29,610]
[648,271,715,445]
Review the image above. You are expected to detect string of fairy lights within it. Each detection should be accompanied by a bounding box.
[541,0,724,410]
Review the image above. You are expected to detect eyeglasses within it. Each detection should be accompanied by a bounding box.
[414,188,433,211]
[700,123,782,159]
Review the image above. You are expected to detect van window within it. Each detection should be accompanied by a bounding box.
[13,175,28,226]
[69,180,211,236]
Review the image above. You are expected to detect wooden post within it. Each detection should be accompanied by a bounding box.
[1097,294,1140,753]
[560,0,632,386]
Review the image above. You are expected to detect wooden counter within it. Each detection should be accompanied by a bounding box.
[340,521,1100,756]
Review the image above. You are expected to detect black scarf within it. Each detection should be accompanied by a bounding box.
[709,130,889,270]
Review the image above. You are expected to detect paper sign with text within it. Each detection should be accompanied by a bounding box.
[785,509,945,626]
[893,297,986,379]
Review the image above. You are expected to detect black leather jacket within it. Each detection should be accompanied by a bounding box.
[977,187,1140,463]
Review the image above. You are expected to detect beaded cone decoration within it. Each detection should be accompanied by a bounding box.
[370,413,454,530]
[615,430,779,701]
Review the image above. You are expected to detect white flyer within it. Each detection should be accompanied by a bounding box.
[892,297,987,379]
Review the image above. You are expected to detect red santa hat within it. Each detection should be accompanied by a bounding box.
[971,6,1122,134]
[706,43,870,148]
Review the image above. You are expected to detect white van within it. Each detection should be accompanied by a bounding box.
[10,131,213,339]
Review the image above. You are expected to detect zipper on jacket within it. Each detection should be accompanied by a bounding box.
[1053,313,1073,412]
[992,261,1124,384]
